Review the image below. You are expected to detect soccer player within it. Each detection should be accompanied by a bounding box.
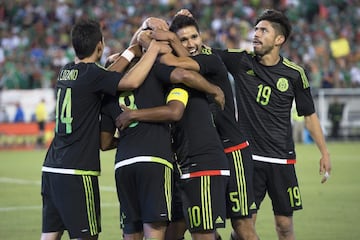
[114,30,230,240]
[152,12,259,240]
[100,28,225,240]
[40,19,170,240]
[214,9,332,240]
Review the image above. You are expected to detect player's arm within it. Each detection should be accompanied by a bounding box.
[116,88,188,130]
[158,55,225,109]
[170,67,225,109]
[100,106,118,151]
[160,52,221,75]
[304,113,332,183]
[106,44,142,70]
[150,29,189,57]
[129,17,169,45]
[100,131,119,151]
[114,40,171,91]
[100,95,120,151]
[160,53,199,71]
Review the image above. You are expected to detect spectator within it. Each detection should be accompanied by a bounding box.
[0,1,358,91]
[13,102,25,122]
[35,98,47,147]
[0,107,9,122]
[328,97,345,139]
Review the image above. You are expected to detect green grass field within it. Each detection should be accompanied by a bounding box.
[1,141,360,239]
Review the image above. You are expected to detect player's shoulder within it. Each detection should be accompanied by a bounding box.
[281,57,304,69]
[281,57,307,76]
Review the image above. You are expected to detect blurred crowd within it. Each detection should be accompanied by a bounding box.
[0,0,359,91]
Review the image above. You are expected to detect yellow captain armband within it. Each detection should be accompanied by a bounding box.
[166,88,188,106]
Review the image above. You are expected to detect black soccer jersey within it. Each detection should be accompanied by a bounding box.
[101,63,176,165]
[215,49,315,162]
[171,56,229,175]
[192,50,248,149]
[43,62,121,173]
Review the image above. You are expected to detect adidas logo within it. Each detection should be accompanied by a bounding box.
[246,69,255,76]
[250,202,257,210]
[215,216,224,224]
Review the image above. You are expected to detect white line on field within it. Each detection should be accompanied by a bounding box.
[0,177,117,212]
[0,203,118,212]
[0,177,116,192]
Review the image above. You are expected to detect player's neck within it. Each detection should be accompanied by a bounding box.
[257,53,281,66]
[75,52,101,64]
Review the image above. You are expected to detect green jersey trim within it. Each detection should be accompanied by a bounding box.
[282,57,310,89]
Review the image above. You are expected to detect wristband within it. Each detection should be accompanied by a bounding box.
[120,49,135,62]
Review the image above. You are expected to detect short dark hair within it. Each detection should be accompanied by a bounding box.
[169,15,200,33]
[71,19,103,59]
[255,9,292,42]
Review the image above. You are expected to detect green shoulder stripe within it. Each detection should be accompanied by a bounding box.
[283,57,310,89]
[228,48,245,53]
[95,62,107,70]
[228,48,255,56]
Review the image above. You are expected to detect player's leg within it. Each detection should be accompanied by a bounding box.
[274,215,294,240]
[166,163,187,240]
[123,231,144,240]
[191,230,217,240]
[268,164,302,240]
[166,219,187,240]
[41,173,101,240]
[65,175,101,239]
[226,147,259,240]
[139,163,173,239]
[143,222,168,239]
[41,173,65,240]
[179,175,227,240]
[230,218,257,240]
[115,165,144,239]
[40,232,64,240]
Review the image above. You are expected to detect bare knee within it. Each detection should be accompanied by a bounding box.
[41,231,63,240]
[275,215,294,240]
[143,222,167,239]
[231,218,259,240]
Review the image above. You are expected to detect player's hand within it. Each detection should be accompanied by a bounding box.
[137,30,152,50]
[149,40,172,55]
[150,29,176,42]
[320,153,332,184]
[213,86,225,110]
[142,17,169,31]
[175,8,193,17]
[115,104,134,131]
[104,53,121,68]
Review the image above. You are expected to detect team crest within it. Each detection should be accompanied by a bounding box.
[276,78,289,92]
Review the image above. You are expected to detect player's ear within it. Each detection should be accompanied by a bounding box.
[97,41,104,57]
[275,34,285,46]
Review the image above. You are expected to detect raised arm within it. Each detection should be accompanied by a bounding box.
[130,17,169,45]
[115,40,171,90]
[150,29,189,57]
[106,43,142,70]
[170,68,224,109]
